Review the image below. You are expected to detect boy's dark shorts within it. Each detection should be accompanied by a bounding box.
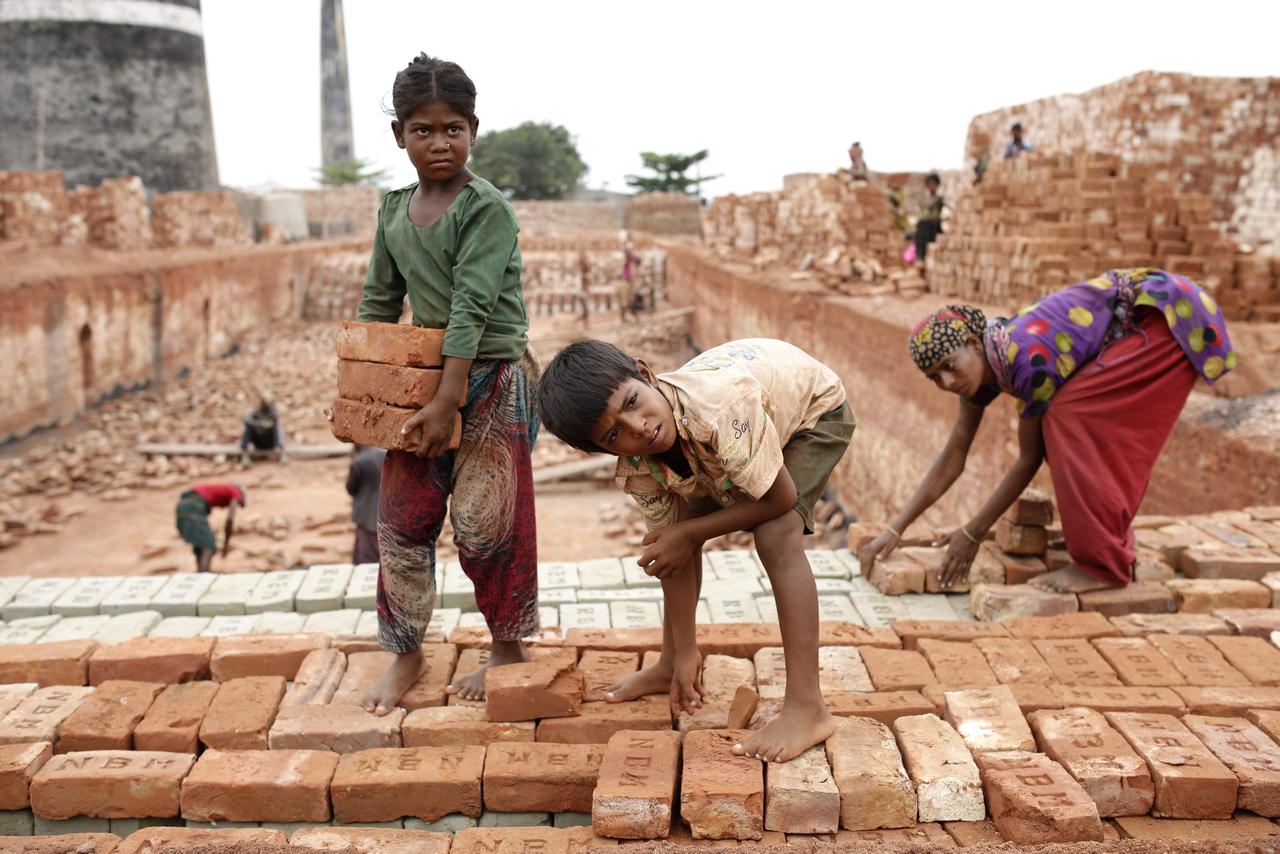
[689,401,856,534]
[175,490,216,555]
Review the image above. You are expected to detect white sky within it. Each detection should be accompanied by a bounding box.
[202,0,1279,198]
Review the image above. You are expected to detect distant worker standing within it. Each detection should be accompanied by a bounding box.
[847,141,869,181]
[175,482,245,572]
[618,241,642,322]
[1003,122,1035,160]
[239,392,286,465]
[914,172,945,263]
[346,444,387,564]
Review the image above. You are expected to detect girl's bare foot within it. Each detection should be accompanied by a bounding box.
[604,658,673,703]
[733,701,837,763]
[1029,564,1124,594]
[446,640,530,701]
[361,648,423,716]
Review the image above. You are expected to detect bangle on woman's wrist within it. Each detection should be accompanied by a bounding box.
[886,525,903,540]
[960,525,981,545]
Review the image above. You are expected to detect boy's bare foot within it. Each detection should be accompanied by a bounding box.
[604,658,673,703]
[733,702,837,763]
[1029,564,1123,594]
[361,648,423,716]
[446,639,530,701]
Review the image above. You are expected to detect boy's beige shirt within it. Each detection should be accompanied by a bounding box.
[615,339,847,530]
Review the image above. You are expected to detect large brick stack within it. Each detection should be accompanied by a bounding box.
[302,252,372,320]
[151,191,253,249]
[298,185,379,238]
[624,192,703,238]
[65,176,152,250]
[926,151,1280,319]
[0,170,67,246]
[1234,145,1280,255]
[329,321,461,451]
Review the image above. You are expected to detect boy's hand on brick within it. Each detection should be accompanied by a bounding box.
[935,528,980,588]
[401,398,456,459]
[670,649,704,717]
[858,531,899,574]
[639,526,698,579]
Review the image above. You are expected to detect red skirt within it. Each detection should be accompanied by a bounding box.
[1041,308,1198,585]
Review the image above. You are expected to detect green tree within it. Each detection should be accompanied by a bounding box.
[469,122,588,200]
[316,158,391,187]
[625,150,720,195]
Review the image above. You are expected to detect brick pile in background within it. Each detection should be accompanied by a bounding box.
[65,177,152,250]
[298,185,379,238]
[302,252,373,320]
[150,191,253,249]
[0,171,67,246]
[523,248,666,316]
[624,193,704,239]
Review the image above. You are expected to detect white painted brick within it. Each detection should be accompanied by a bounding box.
[537,562,580,589]
[577,588,663,604]
[806,549,851,579]
[148,616,211,637]
[254,610,307,634]
[538,588,577,606]
[301,608,361,635]
[706,550,763,580]
[200,614,262,637]
[610,601,661,628]
[622,556,660,589]
[100,577,167,615]
[701,577,763,596]
[559,603,611,629]
[814,578,855,593]
[458,612,488,628]
[51,577,124,616]
[695,600,711,624]
[834,548,862,576]
[539,606,559,628]
[94,611,162,645]
[197,572,264,616]
[343,564,379,610]
[848,575,879,595]
[296,564,354,614]
[947,594,976,622]
[355,610,380,637]
[850,592,910,627]
[1,578,75,620]
[149,573,217,617]
[816,595,861,623]
[244,569,307,614]
[427,608,461,638]
[0,576,32,609]
[901,594,960,622]
[707,594,760,623]
[577,557,626,589]
[755,596,779,623]
[0,615,61,644]
[439,562,476,611]
[39,614,111,642]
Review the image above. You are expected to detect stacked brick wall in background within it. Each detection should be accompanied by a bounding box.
[624,192,703,238]
[513,200,623,236]
[65,177,152,250]
[0,171,67,246]
[151,191,253,249]
[1233,146,1280,254]
[926,151,1280,319]
[303,252,375,320]
[299,186,379,238]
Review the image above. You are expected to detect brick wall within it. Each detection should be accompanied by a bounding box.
[0,170,67,245]
[624,192,703,238]
[513,200,624,236]
[151,191,253,249]
[65,177,152,250]
[299,186,379,238]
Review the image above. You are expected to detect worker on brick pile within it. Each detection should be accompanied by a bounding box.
[356,55,540,714]
[847,141,869,181]
[537,338,855,763]
[175,482,246,572]
[346,443,386,564]
[860,268,1236,594]
[238,391,286,465]
[913,172,944,264]
[1003,121,1035,159]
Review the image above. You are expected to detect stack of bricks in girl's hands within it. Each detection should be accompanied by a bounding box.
[329,321,463,451]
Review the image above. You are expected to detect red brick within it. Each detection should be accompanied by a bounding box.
[593,730,681,839]
[0,741,51,809]
[1105,711,1237,818]
[1056,686,1186,716]
[1146,522,1218,565]
[209,633,329,681]
[180,748,339,822]
[1108,612,1230,637]
[336,320,445,367]
[817,623,901,648]
[867,552,926,595]
[974,751,1103,843]
[765,746,840,834]
[0,683,35,720]
[447,625,566,649]
[1006,683,1066,714]
[903,546,971,594]
[826,690,936,724]
[1184,715,1280,816]
[564,826,619,854]
[2,834,122,854]
[115,827,285,853]
[331,745,483,822]
[1207,634,1280,685]
[486,657,584,722]
[1032,639,1121,686]
[1167,578,1271,613]
[451,827,567,854]
[289,827,451,854]
[995,519,1048,556]
[55,680,163,752]
[484,741,603,813]
[1006,489,1055,527]
[0,686,95,745]
[681,729,764,840]
[338,358,460,409]
[30,749,194,818]
[402,705,535,747]
[1113,814,1280,841]
[1148,633,1250,686]
[984,544,1047,585]
[1026,707,1153,817]
[1180,546,1280,579]
[835,824,957,846]
[560,628,661,653]
[824,717,914,831]
[943,685,1035,753]
[892,620,1008,650]
[1001,611,1120,641]
[267,703,403,752]
[280,647,346,706]
[1092,637,1185,687]
[198,675,285,750]
[1077,582,1176,617]
[330,398,461,451]
[973,638,1056,684]
[1190,516,1270,550]
[858,646,937,692]
[892,713,984,822]
[969,584,1077,622]
[918,639,998,689]
[88,637,213,685]
[941,820,1003,846]
[133,681,219,753]
[578,650,640,702]
[331,646,458,710]
[1213,608,1280,637]
[0,640,97,687]
[535,698,670,743]
[1174,686,1280,716]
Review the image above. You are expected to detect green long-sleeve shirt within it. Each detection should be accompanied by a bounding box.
[358,177,529,362]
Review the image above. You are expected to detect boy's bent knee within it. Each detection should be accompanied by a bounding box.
[753,510,804,553]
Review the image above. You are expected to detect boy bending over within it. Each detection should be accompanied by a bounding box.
[537,338,855,762]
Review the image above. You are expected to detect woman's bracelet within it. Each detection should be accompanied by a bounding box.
[960,525,982,545]
[886,525,903,540]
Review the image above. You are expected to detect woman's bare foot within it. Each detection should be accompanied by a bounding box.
[1030,564,1124,594]
[604,657,673,703]
[361,648,423,716]
[733,701,837,763]
[446,640,530,701]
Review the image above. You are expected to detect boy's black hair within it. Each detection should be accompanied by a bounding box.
[925,171,941,186]
[537,339,645,454]
[1011,122,1023,133]
[391,53,477,122]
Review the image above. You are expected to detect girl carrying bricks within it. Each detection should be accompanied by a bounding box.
[860,268,1235,593]
[357,54,539,713]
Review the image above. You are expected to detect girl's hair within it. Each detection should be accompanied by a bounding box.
[391,53,476,122]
